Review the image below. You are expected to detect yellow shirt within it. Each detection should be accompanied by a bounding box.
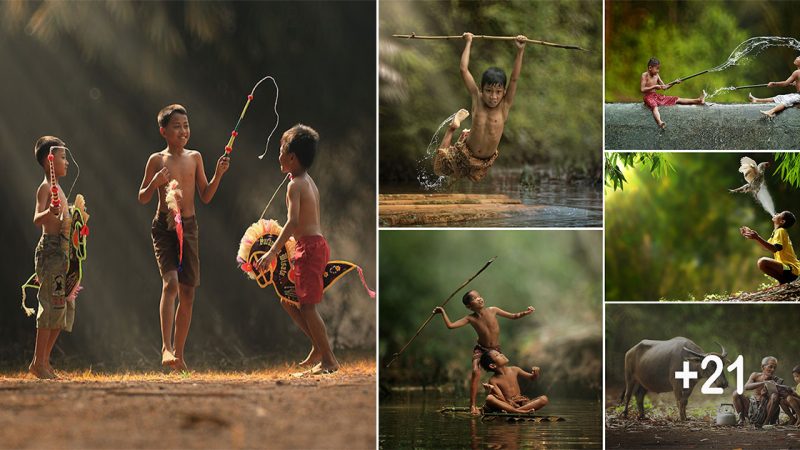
[768,228,800,275]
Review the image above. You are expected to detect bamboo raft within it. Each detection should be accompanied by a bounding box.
[379,193,534,226]
[438,406,566,422]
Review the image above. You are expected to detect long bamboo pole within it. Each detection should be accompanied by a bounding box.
[392,34,590,52]
[731,83,769,90]
[667,69,709,86]
[384,256,497,368]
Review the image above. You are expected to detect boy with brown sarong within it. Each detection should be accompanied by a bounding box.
[255,124,340,374]
[433,32,527,182]
[433,290,535,414]
[480,349,549,414]
[29,136,73,379]
[138,104,230,370]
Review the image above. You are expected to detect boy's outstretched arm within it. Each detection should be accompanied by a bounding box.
[503,35,527,109]
[494,306,535,320]
[768,70,800,88]
[432,306,469,329]
[255,180,299,271]
[460,32,480,97]
[740,226,779,252]
[196,153,230,204]
[516,366,541,381]
[138,154,170,204]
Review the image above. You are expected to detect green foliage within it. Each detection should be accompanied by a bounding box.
[774,153,800,189]
[606,2,800,103]
[380,0,602,184]
[605,152,675,191]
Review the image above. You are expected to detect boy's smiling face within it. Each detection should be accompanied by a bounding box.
[467,292,485,311]
[648,64,660,76]
[160,113,190,149]
[481,84,505,108]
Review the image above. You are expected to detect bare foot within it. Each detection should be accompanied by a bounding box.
[470,405,481,415]
[700,90,707,105]
[749,92,756,103]
[658,121,667,130]
[172,358,188,372]
[761,110,775,118]
[28,362,53,380]
[298,349,322,368]
[310,362,339,375]
[161,349,178,367]
[451,108,469,129]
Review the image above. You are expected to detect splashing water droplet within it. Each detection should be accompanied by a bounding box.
[416,112,457,190]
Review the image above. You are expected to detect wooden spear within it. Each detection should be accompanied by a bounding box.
[384,256,497,368]
[392,34,590,52]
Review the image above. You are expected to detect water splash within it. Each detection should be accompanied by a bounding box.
[705,86,737,100]
[416,112,457,190]
[712,36,800,72]
[756,186,776,216]
[705,37,800,100]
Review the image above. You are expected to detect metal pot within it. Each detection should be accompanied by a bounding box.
[716,403,737,426]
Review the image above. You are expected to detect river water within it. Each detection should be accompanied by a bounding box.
[380,391,602,449]
[381,167,603,228]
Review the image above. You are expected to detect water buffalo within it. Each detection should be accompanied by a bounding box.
[621,337,729,420]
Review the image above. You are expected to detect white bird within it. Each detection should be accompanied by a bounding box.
[730,156,769,195]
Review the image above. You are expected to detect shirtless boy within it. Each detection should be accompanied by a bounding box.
[480,349,549,414]
[138,104,230,370]
[641,57,706,129]
[748,56,800,118]
[433,289,534,414]
[433,32,527,182]
[255,124,339,374]
[29,136,72,379]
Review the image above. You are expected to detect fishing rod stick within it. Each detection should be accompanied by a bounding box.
[731,83,769,90]
[385,256,497,368]
[732,81,795,90]
[392,34,590,52]
[667,69,709,86]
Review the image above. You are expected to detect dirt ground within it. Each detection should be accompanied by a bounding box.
[606,390,800,449]
[607,413,800,449]
[0,362,375,449]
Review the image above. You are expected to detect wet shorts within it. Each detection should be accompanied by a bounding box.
[433,129,498,182]
[151,212,200,287]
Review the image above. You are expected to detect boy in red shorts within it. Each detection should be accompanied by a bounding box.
[641,57,706,129]
[255,124,339,373]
